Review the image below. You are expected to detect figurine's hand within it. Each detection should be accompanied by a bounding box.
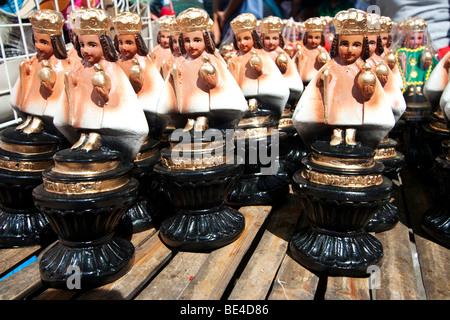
[361,84,375,100]
[377,74,388,87]
[40,80,54,96]
[129,76,143,93]
[277,61,287,74]
[423,60,432,69]
[252,62,263,74]
[202,73,218,89]
[93,85,109,104]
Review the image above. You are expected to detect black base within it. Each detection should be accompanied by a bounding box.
[366,201,399,233]
[155,162,245,251]
[290,226,383,277]
[159,205,245,251]
[422,207,450,247]
[0,126,60,247]
[39,235,134,289]
[289,141,390,276]
[226,173,289,207]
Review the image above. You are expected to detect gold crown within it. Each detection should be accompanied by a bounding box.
[112,12,142,35]
[366,13,381,34]
[30,9,65,36]
[77,8,111,35]
[405,17,427,33]
[333,9,367,35]
[304,17,326,33]
[166,16,180,36]
[159,14,174,32]
[380,16,393,33]
[230,13,257,35]
[176,8,210,33]
[260,16,283,34]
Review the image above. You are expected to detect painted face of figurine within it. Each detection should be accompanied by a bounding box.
[236,31,254,54]
[367,34,377,56]
[263,32,280,51]
[338,34,363,64]
[305,32,322,49]
[172,34,181,54]
[159,31,171,48]
[117,34,138,60]
[34,33,54,60]
[407,32,423,48]
[183,31,206,59]
[79,34,103,65]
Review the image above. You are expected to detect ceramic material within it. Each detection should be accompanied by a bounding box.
[290,9,394,276]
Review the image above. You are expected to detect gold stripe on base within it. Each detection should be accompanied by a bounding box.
[310,153,375,171]
[302,169,383,187]
[43,176,130,194]
[0,157,53,172]
[0,140,57,155]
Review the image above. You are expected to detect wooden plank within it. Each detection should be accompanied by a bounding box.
[135,251,209,300]
[374,222,422,300]
[0,243,54,300]
[267,253,318,300]
[228,194,302,300]
[0,246,42,278]
[414,234,450,300]
[76,231,172,300]
[325,276,370,300]
[176,205,272,300]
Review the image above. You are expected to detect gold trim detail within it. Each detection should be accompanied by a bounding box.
[52,160,120,175]
[0,140,56,155]
[161,154,227,170]
[238,115,274,127]
[374,147,397,159]
[310,153,375,170]
[134,148,159,162]
[43,176,130,194]
[0,158,53,172]
[302,169,383,187]
[279,118,293,127]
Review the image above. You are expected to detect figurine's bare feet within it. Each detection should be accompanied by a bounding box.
[194,116,208,132]
[248,98,258,111]
[15,116,33,131]
[81,132,101,152]
[22,117,44,134]
[183,119,195,132]
[330,128,343,146]
[345,128,357,146]
[71,133,87,150]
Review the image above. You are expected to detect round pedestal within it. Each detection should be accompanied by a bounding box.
[155,162,245,251]
[278,110,307,180]
[226,109,289,206]
[290,141,391,276]
[366,138,405,232]
[0,126,60,247]
[33,148,137,288]
[421,148,450,247]
[118,139,162,234]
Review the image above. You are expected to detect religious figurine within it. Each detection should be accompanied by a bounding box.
[365,13,406,232]
[226,13,291,206]
[154,8,248,251]
[228,13,289,120]
[396,17,437,121]
[290,9,394,276]
[261,15,303,110]
[0,9,68,247]
[149,15,175,78]
[260,15,305,179]
[423,50,450,150]
[33,8,148,288]
[421,77,450,247]
[379,16,403,90]
[293,17,330,87]
[112,11,167,233]
[395,17,438,170]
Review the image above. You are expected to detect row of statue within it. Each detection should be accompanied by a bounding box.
[0,6,449,288]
